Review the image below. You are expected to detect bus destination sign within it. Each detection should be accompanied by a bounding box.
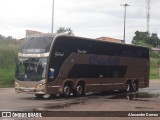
[22,49,46,54]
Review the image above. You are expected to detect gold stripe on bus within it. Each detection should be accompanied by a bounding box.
[113,83,124,85]
[86,83,124,87]
[48,86,61,88]
[51,86,61,88]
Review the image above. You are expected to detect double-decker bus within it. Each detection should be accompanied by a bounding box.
[15,34,149,98]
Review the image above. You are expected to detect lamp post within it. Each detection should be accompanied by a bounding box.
[51,0,54,34]
[121,4,130,43]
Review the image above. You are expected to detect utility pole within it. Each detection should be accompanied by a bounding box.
[121,4,130,43]
[51,0,54,34]
[146,0,151,33]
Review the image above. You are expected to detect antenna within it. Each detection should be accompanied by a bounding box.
[146,0,151,33]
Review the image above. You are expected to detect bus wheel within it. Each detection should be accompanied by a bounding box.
[125,82,131,93]
[63,84,71,97]
[76,84,85,97]
[132,81,138,92]
[35,94,44,98]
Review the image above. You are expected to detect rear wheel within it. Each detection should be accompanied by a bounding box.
[132,81,138,92]
[63,84,71,97]
[76,84,85,97]
[125,82,132,93]
[35,94,44,98]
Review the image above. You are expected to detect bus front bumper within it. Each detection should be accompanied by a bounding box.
[15,87,45,94]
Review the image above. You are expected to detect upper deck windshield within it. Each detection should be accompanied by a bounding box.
[20,34,54,54]
[16,58,47,81]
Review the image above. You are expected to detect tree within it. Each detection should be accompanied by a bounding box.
[56,27,74,35]
[0,34,16,44]
[132,31,149,43]
[132,31,160,47]
[150,33,160,47]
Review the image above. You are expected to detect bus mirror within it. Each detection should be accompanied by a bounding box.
[49,68,55,79]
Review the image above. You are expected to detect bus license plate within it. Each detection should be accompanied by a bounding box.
[23,89,32,92]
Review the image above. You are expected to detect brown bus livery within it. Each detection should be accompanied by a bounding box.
[15,34,150,98]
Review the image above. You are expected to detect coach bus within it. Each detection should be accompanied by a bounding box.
[15,34,149,98]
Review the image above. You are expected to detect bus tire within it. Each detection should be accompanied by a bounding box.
[132,81,138,92]
[35,94,44,98]
[63,84,71,97]
[76,83,85,97]
[125,81,132,93]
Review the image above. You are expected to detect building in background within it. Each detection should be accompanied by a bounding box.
[96,37,124,43]
[19,31,124,44]
[17,30,44,44]
[26,30,43,37]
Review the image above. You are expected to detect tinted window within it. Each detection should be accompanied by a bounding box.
[20,35,53,54]
[53,36,149,59]
[68,64,127,78]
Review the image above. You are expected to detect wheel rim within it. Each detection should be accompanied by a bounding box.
[76,85,83,95]
[126,83,130,92]
[133,83,137,91]
[63,86,70,96]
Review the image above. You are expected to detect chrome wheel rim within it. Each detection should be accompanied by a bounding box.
[64,86,70,96]
[133,83,137,91]
[126,83,130,92]
[76,85,82,95]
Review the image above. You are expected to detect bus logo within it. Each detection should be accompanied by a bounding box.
[88,55,120,65]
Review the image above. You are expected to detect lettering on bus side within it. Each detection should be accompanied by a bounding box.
[77,49,87,54]
[55,52,64,57]
[88,55,120,65]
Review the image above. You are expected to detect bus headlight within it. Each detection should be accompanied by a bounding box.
[36,82,45,88]
[15,82,19,87]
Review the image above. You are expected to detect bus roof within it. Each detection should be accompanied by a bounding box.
[54,35,149,50]
[19,33,149,55]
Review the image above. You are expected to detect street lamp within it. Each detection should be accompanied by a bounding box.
[51,0,54,34]
[121,4,130,43]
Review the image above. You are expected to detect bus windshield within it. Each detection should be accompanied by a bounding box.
[16,57,47,81]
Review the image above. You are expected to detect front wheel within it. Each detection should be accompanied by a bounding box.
[35,94,44,98]
[132,82,138,92]
[125,82,132,93]
[49,94,56,98]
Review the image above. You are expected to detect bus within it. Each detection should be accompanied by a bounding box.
[15,34,150,98]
